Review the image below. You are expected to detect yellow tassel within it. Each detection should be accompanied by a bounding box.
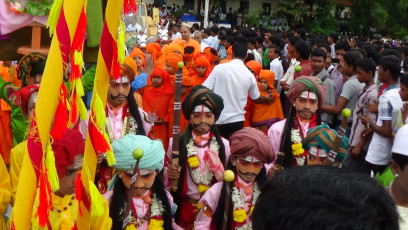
[78,97,88,121]
[89,179,105,216]
[74,50,85,70]
[117,19,126,64]
[75,78,85,97]
[126,224,138,230]
[46,142,60,192]
[47,0,64,36]
[103,132,116,166]
[94,94,106,129]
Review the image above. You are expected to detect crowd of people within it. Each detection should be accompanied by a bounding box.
[1,20,408,230]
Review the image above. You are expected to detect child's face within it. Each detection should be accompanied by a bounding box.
[120,169,157,197]
[196,65,207,77]
[259,78,269,91]
[56,154,83,197]
[151,76,163,88]
[231,156,263,183]
[165,61,176,75]
[355,66,372,84]
[134,56,143,67]
[268,48,278,60]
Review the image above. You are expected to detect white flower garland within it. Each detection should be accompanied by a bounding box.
[186,137,219,189]
[231,183,260,230]
[150,194,164,217]
[291,128,302,143]
[127,193,164,229]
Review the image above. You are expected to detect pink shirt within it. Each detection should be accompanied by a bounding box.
[79,106,151,140]
[194,176,255,229]
[103,190,182,230]
[165,132,230,201]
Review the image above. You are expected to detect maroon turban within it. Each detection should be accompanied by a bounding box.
[229,127,275,164]
[287,76,326,108]
[52,129,85,178]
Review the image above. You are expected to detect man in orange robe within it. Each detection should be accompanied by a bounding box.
[172,26,201,56]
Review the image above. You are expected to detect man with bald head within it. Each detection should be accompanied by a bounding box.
[193,31,209,52]
[172,26,201,54]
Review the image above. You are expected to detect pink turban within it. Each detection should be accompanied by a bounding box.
[287,76,326,108]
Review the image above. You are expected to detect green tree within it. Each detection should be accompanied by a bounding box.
[275,0,310,27]
[305,2,338,35]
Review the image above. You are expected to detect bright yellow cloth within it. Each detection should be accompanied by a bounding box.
[0,155,11,229]
[31,193,112,230]
[9,140,26,206]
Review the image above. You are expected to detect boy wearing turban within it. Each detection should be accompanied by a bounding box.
[166,85,230,229]
[268,76,326,169]
[30,129,111,229]
[303,123,348,166]
[80,60,151,193]
[130,47,146,75]
[105,134,182,230]
[194,127,274,230]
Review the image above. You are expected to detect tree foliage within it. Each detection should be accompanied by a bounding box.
[275,0,310,26]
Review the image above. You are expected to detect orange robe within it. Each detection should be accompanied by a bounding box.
[142,68,174,151]
[172,38,201,55]
[0,64,20,164]
[251,70,284,128]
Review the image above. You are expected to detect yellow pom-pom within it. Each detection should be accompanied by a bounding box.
[187,156,199,168]
[75,78,85,97]
[94,94,106,129]
[250,205,254,215]
[233,208,247,223]
[198,184,210,193]
[47,0,63,36]
[117,19,126,64]
[126,224,138,230]
[196,202,203,210]
[78,98,88,121]
[89,179,105,216]
[46,142,60,192]
[148,219,164,230]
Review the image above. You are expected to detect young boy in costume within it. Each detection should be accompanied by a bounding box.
[194,127,274,230]
[252,70,284,133]
[191,56,211,87]
[166,85,230,229]
[30,129,111,229]
[302,123,348,166]
[105,134,182,230]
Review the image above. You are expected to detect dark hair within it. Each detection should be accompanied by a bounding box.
[235,35,248,43]
[127,90,146,135]
[289,36,303,46]
[362,45,381,65]
[379,55,401,81]
[343,51,363,69]
[245,53,255,62]
[294,40,312,60]
[252,166,400,230]
[109,171,173,230]
[315,42,331,53]
[270,46,281,55]
[247,37,256,45]
[403,57,408,73]
[296,28,307,40]
[355,58,376,75]
[329,32,338,43]
[211,26,219,35]
[255,36,263,45]
[401,46,408,57]
[232,42,248,59]
[211,162,268,230]
[311,48,327,61]
[382,48,402,60]
[269,36,285,49]
[192,23,200,31]
[334,39,350,51]
[219,34,227,41]
[392,153,408,171]
[284,31,294,40]
[400,74,408,87]
[204,28,211,36]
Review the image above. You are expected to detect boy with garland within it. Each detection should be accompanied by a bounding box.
[105,134,182,230]
[165,85,230,229]
[268,76,326,170]
[30,129,112,229]
[194,127,275,229]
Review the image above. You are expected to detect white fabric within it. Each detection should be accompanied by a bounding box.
[249,49,262,64]
[203,59,260,124]
[392,124,408,156]
[171,32,181,40]
[200,41,209,52]
[366,87,403,165]
[269,58,284,83]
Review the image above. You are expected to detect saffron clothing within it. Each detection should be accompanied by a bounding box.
[0,155,10,230]
[252,71,284,128]
[31,193,112,230]
[172,38,201,55]
[104,190,182,230]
